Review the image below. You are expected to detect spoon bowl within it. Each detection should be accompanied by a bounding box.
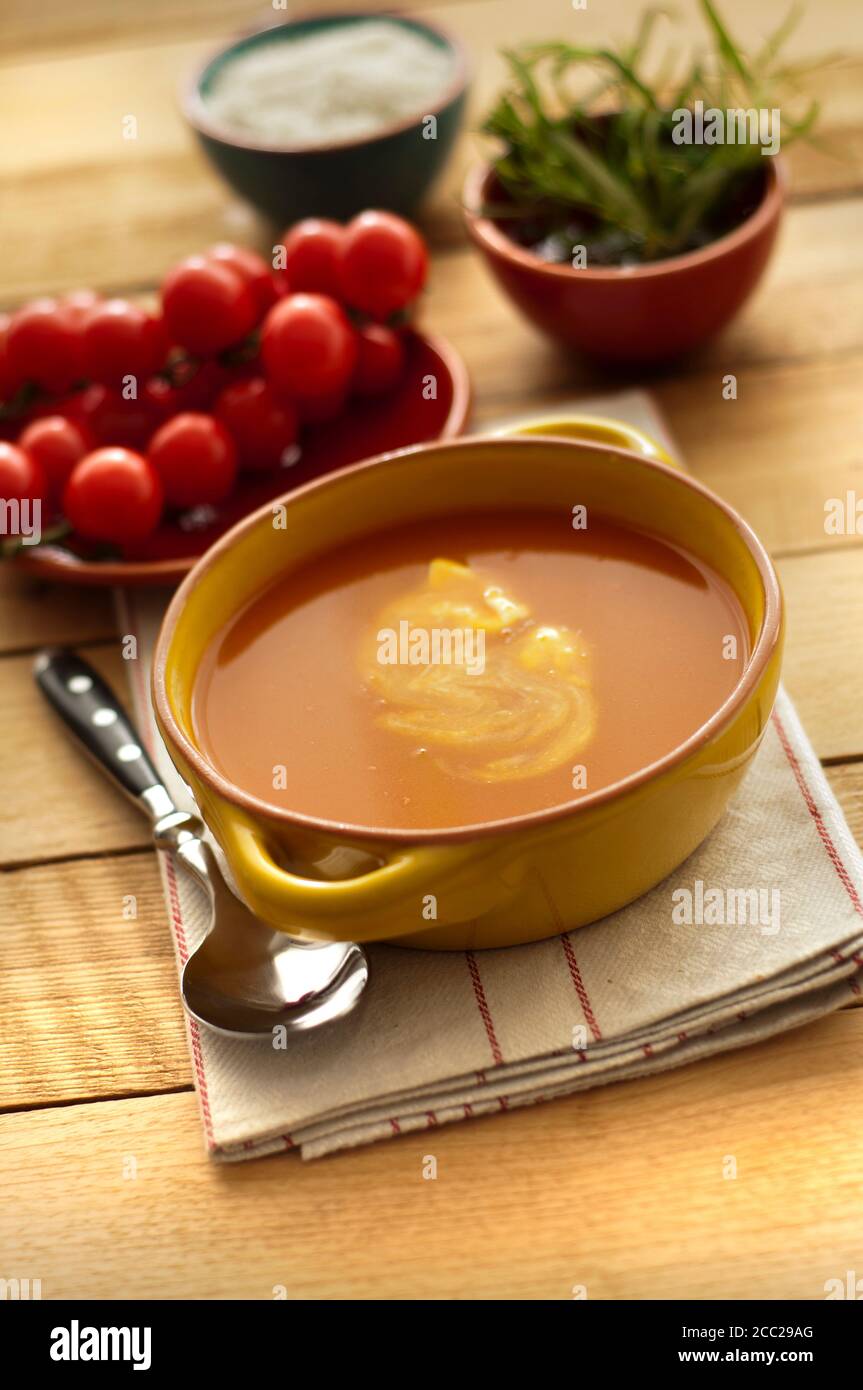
[35,650,369,1038]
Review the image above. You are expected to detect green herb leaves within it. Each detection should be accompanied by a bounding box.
[480,1,822,264]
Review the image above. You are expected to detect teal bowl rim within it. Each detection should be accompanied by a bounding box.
[182,9,470,157]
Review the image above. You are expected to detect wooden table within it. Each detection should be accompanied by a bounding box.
[2,0,862,1300]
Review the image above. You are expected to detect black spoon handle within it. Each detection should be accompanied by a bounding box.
[34,647,172,816]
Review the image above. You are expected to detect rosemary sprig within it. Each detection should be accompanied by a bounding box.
[480,0,830,264]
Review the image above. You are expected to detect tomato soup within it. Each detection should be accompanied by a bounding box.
[192,512,749,831]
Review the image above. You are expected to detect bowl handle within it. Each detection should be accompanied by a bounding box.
[499,412,680,469]
[215,814,506,943]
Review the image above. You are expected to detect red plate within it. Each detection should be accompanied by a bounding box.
[14,330,470,587]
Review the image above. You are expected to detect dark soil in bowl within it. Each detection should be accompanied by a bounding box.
[487,152,769,268]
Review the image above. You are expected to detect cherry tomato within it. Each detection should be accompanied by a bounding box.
[339,212,428,320]
[143,360,237,420]
[82,300,167,388]
[68,384,113,431]
[21,389,86,427]
[19,387,98,443]
[161,256,258,356]
[63,448,163,543]
[62,289,104,327]
[139,376,174,423]
[147,412,237,508]
[6,298,83,393]
[18,416,91,507]
[0,441,48,533]
[0,313,16,401]
[80,385,160,450]
[295,389,348,425]
[279,220,344,296]
[214,377,298,471]
[207,244,279,317]
[352,324,406,396]
[261,293,357,399]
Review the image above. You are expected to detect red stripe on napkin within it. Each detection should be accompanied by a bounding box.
[773,710,863,917]
[560,933,603,1041]
[465,951,504,1065]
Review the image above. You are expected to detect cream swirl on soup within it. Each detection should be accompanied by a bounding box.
[361,558,597,783]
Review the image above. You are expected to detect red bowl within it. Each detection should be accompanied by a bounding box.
[463,160,785,363]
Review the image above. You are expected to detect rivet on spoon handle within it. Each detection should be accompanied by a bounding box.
[33,647,174,821]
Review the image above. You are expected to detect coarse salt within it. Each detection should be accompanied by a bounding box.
[205,21,455,147]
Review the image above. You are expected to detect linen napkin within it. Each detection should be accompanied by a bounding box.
[117,390,863,1161]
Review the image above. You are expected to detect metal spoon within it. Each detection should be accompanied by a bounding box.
[34,648,369,1037]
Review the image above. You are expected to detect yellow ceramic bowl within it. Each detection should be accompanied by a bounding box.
[153,416,783,950]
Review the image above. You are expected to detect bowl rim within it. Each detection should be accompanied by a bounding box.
[153,434,783,845]
[182,9,470,157]
[463,155,786,282]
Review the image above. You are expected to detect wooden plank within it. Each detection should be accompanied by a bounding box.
[0,571,117,655]
[780,549,863,761]
[461,343,863,560]
[5,0,859,64]
[685,196,863,365]
[787,134,863,203]
[654,358,863,558]
[0,0,487,62]
[0,643,150,867]
[0,0,253,58]
[0,153,258,305]
[5,139,858,302]
[0,851,188,1109]
[827,762,863,829]
[1,1010,861,1299]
